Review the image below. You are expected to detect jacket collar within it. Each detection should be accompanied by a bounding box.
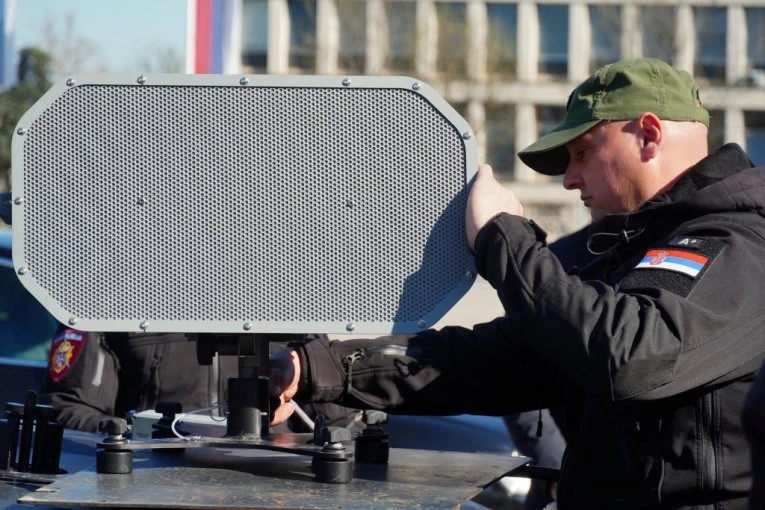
[586,143,757,256]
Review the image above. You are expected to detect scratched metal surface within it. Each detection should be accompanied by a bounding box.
[18,446,528,509]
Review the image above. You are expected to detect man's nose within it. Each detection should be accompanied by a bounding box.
[562,166,580,190]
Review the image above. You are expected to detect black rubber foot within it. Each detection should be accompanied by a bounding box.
[96,449,133,474]
[313,457,353,483]
[355,435,389,464]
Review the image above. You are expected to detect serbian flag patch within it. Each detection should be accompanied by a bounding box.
[635,249,709,278]
[48,329,86,383]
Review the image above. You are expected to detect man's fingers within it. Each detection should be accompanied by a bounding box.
[465,163,523,250]
[476,163,494,179]
[271,400,295,425]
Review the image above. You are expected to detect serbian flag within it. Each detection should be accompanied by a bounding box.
[635,249,709,278]
[186,0,242,74]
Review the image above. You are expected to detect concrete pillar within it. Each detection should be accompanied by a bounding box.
[675,5,695,73]
[568,3,590,82]
[316,0,339,74]
[467,99,486,164]
[622,4,641,59]
[514,103,537,182]
[267,0,289,73]
[726,6,747,86]
[517,1,538,82]
[725,108,746,147]
[366,0,386,74]
[416,0,438,79]
[466,0,488,83]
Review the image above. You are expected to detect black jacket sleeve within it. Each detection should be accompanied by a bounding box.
[474,213,765,402]
[295,316,565,416]
[44,329,120,432]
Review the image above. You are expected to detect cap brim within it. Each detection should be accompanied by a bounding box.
[518,119,602,176]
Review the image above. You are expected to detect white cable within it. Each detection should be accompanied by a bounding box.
[170,400,317,438]
[170,403,225,440]
[290,400,315,431]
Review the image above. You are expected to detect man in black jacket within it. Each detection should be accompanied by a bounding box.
[269,58,765,508]
[44,328,359,434]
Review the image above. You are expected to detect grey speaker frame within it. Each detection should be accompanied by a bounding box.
[11,73,478,335]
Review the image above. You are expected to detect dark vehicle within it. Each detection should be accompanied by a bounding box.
[0,228,57,405]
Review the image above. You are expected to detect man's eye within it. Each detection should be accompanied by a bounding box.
[575,148,588,160]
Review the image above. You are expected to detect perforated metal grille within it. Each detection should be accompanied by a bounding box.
[18,82,472,333]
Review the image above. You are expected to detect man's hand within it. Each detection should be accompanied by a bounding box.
[465,164,524,250]
[268,348,301,425]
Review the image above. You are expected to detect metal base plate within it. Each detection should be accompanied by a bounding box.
[19,446,528,509]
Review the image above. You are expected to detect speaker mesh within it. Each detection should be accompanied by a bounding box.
[14,77,476,334]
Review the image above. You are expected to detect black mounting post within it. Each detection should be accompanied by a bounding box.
[0,390,64,475]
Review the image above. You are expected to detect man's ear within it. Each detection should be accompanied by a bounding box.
[638,113,661,160]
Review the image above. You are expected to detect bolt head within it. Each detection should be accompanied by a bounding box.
[65,78,76,86]
[346,322,356,332]
[243,321,253,331]
[17,266,27,275]
[239,77,249,86]
[68,317,78,326]
[100,417,128,436]
[412,82,421,91]
[13,197,24,205]
[462,132,472,140]
[140,321,149,330]
[137,74,146,85]
[16,127,26,135]
[342,77,351,87]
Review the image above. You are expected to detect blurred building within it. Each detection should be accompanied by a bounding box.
[239,0,765,238]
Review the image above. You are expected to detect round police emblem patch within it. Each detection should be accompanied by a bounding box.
[49,329,86,382]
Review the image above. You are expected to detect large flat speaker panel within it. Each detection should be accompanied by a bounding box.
[11,74,477,335]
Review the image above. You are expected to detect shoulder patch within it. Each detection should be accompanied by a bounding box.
[48,329,86,383]
[618,239,725,298]
[634,249,708,278]
[667,236,705,249]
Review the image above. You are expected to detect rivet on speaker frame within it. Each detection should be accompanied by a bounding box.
[465,270,474,279]
[65,78,76,86]
[137,74,147,85]
[17,266,28,275]
[462,132,472,140]
[239,77,249,86]
[140,321,149,331]
[417,320,426,329]
[412,82,421,91]
[346,322,356,332]
[243,322,253,331]
[16,127,26,135]
[342,77,351,87]
[13,197,24,205]
[68,317,78,326]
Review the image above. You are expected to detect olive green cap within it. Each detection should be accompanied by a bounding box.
[519,58,710,176]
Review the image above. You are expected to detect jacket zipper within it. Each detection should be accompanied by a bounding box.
[342,349,366,396]
[342,345,412,396]
[699,392,719,495]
